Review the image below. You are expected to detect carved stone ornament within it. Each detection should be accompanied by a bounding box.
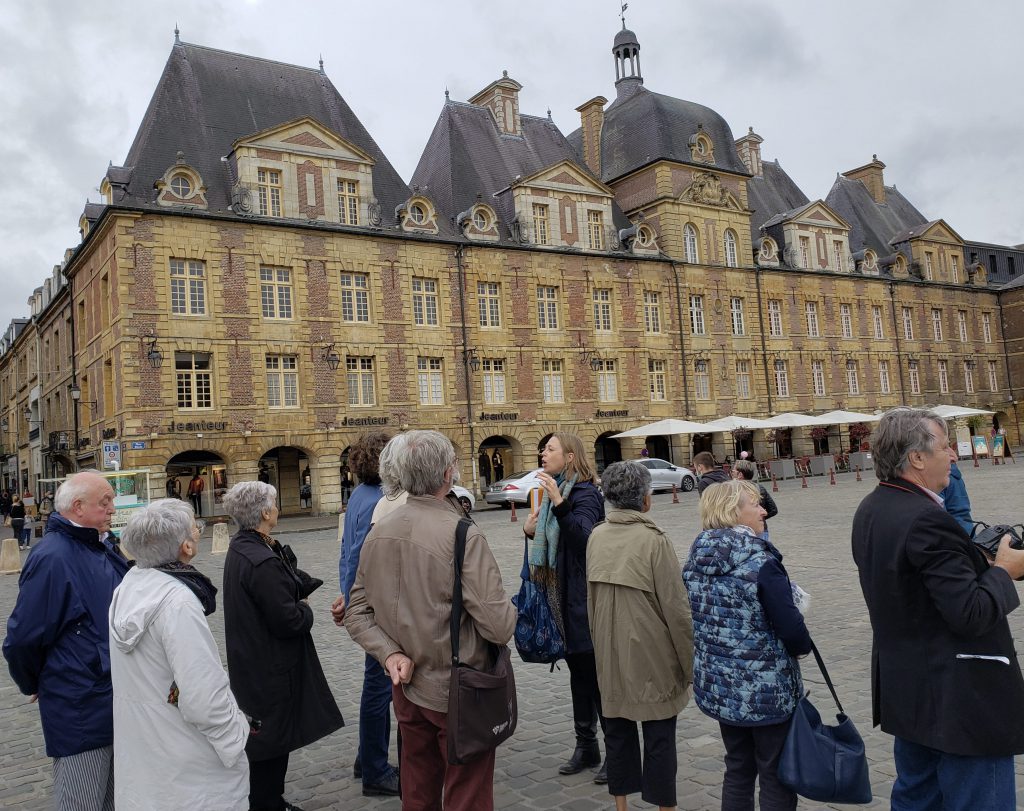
[231,183,254,215]
[684,172,729,207]
[759,237,778,260]
[367,197,382,227]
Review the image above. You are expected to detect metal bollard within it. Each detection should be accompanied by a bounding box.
[829,468,836,486]
[855,465,862,482]
[672,484,679,504]
[771,472,779,493]
[509,500,518,522]
[800,470,808,489]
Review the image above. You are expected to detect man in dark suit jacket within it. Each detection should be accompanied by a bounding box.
[852,407,1024,809]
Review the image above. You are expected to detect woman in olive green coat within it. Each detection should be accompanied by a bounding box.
[587,461,694,811]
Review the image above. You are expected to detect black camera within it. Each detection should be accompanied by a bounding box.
[971,522,1024,558]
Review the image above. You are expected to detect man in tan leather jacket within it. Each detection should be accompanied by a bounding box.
[344,430,515,811]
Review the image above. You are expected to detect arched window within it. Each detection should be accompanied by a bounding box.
[724,229,738,267]
[684,224,700,263]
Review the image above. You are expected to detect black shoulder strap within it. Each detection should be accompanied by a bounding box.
[808,641,844,715]
[449,517,472,665]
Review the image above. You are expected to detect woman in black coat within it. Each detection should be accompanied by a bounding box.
[222,481,343,811]
[524,432,607,782]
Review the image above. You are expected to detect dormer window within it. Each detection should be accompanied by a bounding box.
[397,196,439,233]
[689,126,716,164]
[410,203,426,225]
[154,156,207,209]
[473,210,490,230]
[338,180,359,225]
[863,250,877,272]
[258,169,283,217]
[636,225,655,248]
[170,174,192,198]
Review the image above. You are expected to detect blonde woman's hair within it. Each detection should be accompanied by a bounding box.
[548,432,597,484]
[700,479,761,530]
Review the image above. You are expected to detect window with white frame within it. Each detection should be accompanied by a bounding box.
[768,299,783,337]
[983,312,993,343]
[340,272,370,323]
[417,357,444,405]
[684,224,699,263]
[170,259,206,316]
[175,352,212,410]
[805,301,820,337]
[266,355,299,408]
[597,359,618,402]
[879,360,891,394]
[257,168,282,217]
[902,307,914,340]
[587,211,604,250]
[988,360,998,392]
[931,308,943,341]
[938,359,949,394]
[774,360,789,397]
[957,310,968,342]
[951,255,959,284]
[542,359,564,403]
[730,297,745,335]
[694,360,711,400]
[736,360,751,399]
[477,282,501,328]
[337,179,359,225]
[260,267,293,319]
[846,362,860,395]
[840,303,853,338]
[593,288,612,331]
[649,359,667,401]
[537,286,559,329]
[924,252,934,280]
[689,295,705,334]
[724,230,738,267]
[964,361,975,394]
[346,356,376,406]
[799,236,811,269]
[412,277,439,326]
[482,359,506,404]
[532,203,549,245]
[644,290,662,334]
[812,360,826,396]
[909,361,921,395]
[833,240,844,272]
[872,305,884,339]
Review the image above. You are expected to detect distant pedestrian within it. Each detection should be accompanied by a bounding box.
[693,452,729,495]
[478,450,491,488]
[187,473,204,516]
[20,512,34,550]
[8,494,25,546]
[0,490,11,521]
[165,475,182,499]
[731,459,778,520]
[491,450,505,482]
[939,460,973,534]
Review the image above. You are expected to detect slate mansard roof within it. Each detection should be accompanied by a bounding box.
[825,175,928,256]
[746,160,810,246]
[112,42,411,223]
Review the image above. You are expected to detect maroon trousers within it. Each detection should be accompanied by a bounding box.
[391,685,495,811]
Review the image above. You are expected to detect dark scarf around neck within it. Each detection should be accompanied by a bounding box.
[156,561,218,616]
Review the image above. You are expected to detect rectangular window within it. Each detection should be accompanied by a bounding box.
[833,240,844,272]
[774,361,789,397]
[767,299,783,337]
[175,352,212,410]
[478,282,501,328]
[736,360,751,399]
[902,307,914,340]
[412,277,439,326]
[990,254,999,275]
[799,236,811,269]
[847,362,860,395]
[532,203,549,245]
[170,259,206,316]
[649,359,667,401]
[417,357,444,405]
[840,303,853,338]
[537,286,559,330]
[257,168,282,217]
[1009,257,1017,276]
[957,310,968,342]
[730,297,745,335]
[951,255,959,284]
[964,362,975,394]
[811,360,826,396]
[694,361,710,401]
[805,301,820,337]
[938,359,949,394]
[989,360,999,392]
[644,291,662,334]
[931,308,943,341]
[879,360,891,395]
[597,359,618,402]
[689,295,705,335]
[983,313,993,343]
[909,361,921,395]
[541,359,564,403]
[340,272,370,323]
[924,252,934,280]
[872,305,885,339]
[337,179,359,225]
[482,359,506,405]
[587,210,604,250]
[593,288,612,331]
[266,355,299,408]
[346,356,376,406]
[260,267,293,319]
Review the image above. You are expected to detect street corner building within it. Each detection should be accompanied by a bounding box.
[2,23,1023,516]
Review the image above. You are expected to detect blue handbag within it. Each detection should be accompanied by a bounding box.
[777,642,872,804]
[511,549,565,664]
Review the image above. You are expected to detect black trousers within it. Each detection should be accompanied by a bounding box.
[719,720,796,811]
[604,715,677,807]
[565,651,606,744]
[248,752,289,811]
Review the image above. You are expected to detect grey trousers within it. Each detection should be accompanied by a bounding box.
[52,745,114,811]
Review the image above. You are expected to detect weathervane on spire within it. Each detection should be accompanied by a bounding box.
[174,24,180,44]
[620,2,628,29]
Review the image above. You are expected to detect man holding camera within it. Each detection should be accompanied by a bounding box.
[852,408,1024,809]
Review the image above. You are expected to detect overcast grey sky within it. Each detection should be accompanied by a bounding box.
[1,0,1021,332]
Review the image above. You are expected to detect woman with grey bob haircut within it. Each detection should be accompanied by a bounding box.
[221,480,278,530]
[121,497,198,568]
[871,407,945,481]
[600,461,652,511]
[390,430,457,496]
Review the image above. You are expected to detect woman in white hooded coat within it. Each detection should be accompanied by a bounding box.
[109,498,250,810]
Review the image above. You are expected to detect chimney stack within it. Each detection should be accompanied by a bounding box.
[468,71,523,136]
[735,127,764,177]
[575,96,608,177]
[843,155,887,204]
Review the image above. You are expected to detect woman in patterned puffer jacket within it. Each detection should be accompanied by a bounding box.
[682,479,811,811]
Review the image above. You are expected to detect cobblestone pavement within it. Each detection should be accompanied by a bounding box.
[2,461,1024,809]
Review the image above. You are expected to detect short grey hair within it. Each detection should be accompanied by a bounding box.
[872,407,946,481]
[121,498,195,568]
[391,430,457,496]
[222,480,278,530]
[54,471,109,514]
[732,459,756,480]
[378,433,409,498]
[600,461,652,511]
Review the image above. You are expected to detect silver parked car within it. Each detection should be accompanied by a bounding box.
[484,469,546,507]
[637,458,696,492]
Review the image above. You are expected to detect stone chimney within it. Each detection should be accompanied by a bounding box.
[843,155,887,204]
[735,126,764,177]
[575,96,607,177]
[468,71,523,136]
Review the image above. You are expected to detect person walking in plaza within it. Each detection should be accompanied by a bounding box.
[187,472,205,516]
[491,450,505,482]
[523,432,609,781]
[0,489,11,523]
[587,461,693,810]
[8,493,25,548]
[110,498,250,810]
[330,429,400,797]
[852,408,1024,810]
[939,459,973,534]
[20,510,35,550]
[3,471,130,811]
[731,459,778,520]
[683,479,811,811]
[222,481,344,811]
[693,451,730,495]
[345,430,515,811]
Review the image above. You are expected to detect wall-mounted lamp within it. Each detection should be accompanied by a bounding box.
[24,406,41,425]
[773,359,786,372]
[145,331,164,368]
[463,347,481,373]
[1,416,8,431]
[574,335,603,371]
[69,383,97,411]
[846,359,857,371]
[321,343,341,371]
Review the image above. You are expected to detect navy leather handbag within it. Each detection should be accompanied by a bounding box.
[511,549,565,664]
[778,642,872,804]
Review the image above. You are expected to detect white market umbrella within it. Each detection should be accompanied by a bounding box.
[929,404,995,419]
[612,418,708,438]
[762,412,831,428]
[697,415,777,433]
[815,409,883,424]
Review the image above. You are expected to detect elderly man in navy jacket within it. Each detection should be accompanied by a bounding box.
[852,408,1024,810]
[4,471,128,811]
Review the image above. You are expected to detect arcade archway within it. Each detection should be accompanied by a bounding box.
[594,432,622,472]
[260,446,315,515]
[166,450,228,518]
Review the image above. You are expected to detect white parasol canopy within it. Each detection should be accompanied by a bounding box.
[697,415,778,433]
[762,412,831,428]
[612,417,709,438]
[929,404,995,419]
[814,409,883,424]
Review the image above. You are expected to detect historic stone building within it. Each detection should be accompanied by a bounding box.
[0,25,1019,512]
